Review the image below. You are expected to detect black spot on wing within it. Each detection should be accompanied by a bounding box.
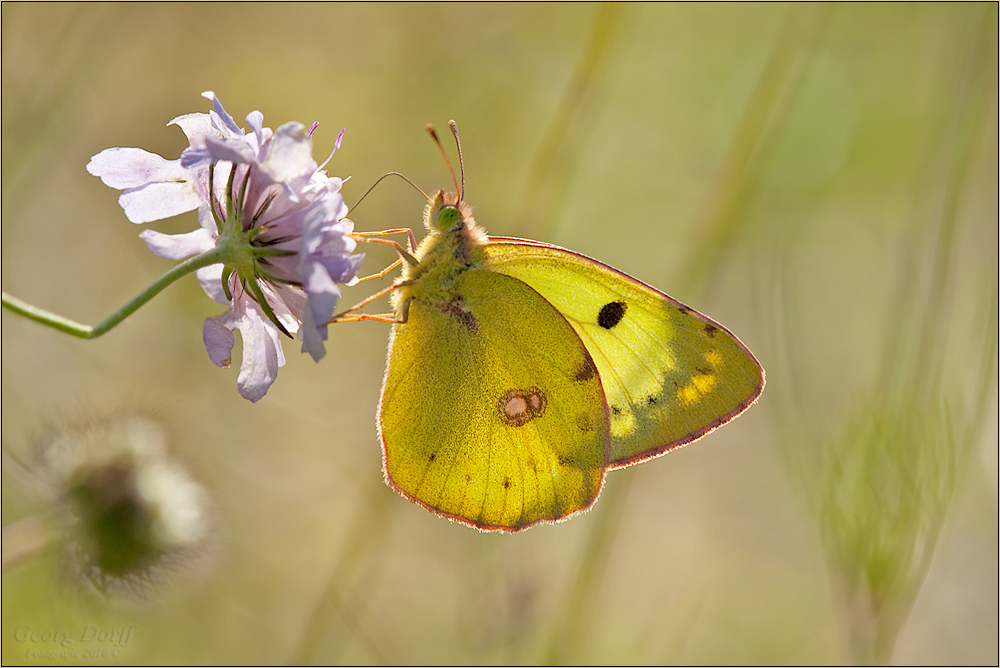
[598,300,627,329]
[703,323,717,338]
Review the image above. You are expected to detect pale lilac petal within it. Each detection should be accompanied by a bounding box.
[205,136,256,165]
[304,171,344,196]
[139,227,215,260]
[201,91,243,136]
[87,148,189,190]
[292,192,361,363]
[242,124,268,158]
[234,304,284,403]
[179,146,212,170]
[300,196,351,252]
[168,113,214,141]
[196,264,228,304]
[203,315,236,367]
[204,161,235,201]
[260,254,298,284]
[118,181,203,224]
[300,300,330,362]
[260,282,302,335]
[299,201,361,287]
[301,255,343,301]
[306,226,357,259]
[299,262,341,362]
[342,254,364,286]
[240,178,282,226]
[258,208,309,248]
[305,253,363,289]
[197,204,219,233]
[260,122,314,185]
[344,267,361,288]
[246,110,264,142]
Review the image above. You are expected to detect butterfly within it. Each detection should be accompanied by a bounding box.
[339,123,764,532]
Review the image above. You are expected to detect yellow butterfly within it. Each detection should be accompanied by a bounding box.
[341,123,764,532]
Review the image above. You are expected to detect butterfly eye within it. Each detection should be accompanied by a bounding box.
[434,205,462,232]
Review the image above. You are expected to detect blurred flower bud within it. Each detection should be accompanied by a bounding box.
[35,414,212,599]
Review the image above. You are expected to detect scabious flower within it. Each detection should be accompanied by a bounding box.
[87,92,362,401]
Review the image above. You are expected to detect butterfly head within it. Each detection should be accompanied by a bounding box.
[425,189,475,234]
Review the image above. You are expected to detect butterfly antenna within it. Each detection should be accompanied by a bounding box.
[426,123,462,201]
[347,172,429,216]
[448,120,466,202]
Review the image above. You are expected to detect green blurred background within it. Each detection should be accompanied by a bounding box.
[2,3,996,664]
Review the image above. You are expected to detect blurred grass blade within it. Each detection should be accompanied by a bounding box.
[513,2,623,238]
[676,3,830,297]
[290,479,396,665]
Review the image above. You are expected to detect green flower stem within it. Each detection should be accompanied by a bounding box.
[1,247,228,339]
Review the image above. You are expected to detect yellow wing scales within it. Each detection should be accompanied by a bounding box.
[379,267,608,531]
[483,238,765,468]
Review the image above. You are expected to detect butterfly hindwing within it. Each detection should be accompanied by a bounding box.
[484,238,765,468]
[379,267,608,531]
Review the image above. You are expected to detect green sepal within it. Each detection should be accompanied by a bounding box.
[244,274,293,339]
[221,266,234,301]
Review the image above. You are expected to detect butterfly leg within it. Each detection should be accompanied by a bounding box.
[352,228,419,255]
[327,280,410,325]
[354,258,402,284]
[330,312,404,324]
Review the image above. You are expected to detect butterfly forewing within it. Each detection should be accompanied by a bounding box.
[484,238,765,468]
[379,267,608,531]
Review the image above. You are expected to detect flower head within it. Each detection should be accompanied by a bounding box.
[88,92,362,401]
[35,414,212,601]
